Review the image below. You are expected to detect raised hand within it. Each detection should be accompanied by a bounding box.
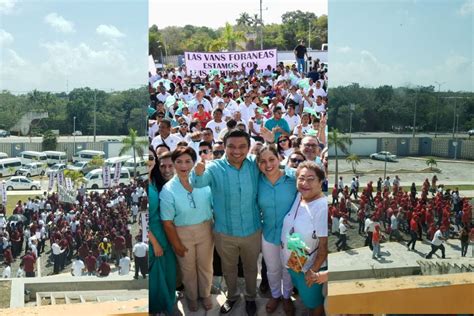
[194,160,206,176]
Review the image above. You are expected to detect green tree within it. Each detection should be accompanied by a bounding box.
[119,128,148,177]
[208,23,246,52]
[345,154,361,174]
[89,156,105,170]
[328,128,352,185]
[64,169,87,187]
[42,130,57,151]
[426,158,437,171]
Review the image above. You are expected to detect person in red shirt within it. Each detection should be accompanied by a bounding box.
[372,224,382,259]
[97,257,111,277]
[331,184,338,206]
[193,104,211,129]
[3,246,13,265]
[22,250,36,277]
[84,251,97,276]
[113,234,126,265]
[407,215,419,251]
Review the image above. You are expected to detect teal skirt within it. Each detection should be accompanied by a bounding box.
[149,248,177,314]
[288,267,327,309]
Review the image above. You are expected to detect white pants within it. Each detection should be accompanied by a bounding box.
[261,236,293,299]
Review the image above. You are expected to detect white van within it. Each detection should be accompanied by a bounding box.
[72,150,105,163]
[123,156,147,177]
[104,155,132,168]
[43,151,67,166]
[19,151,48,165]
[83,168,131,189]
[0,152,8,159]
[17,162,47,177]
[0,158,22,178]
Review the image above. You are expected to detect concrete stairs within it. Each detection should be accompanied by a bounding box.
[417,259,474,275]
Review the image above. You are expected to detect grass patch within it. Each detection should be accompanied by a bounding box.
[4,194,38,216]
[0,280,11,308]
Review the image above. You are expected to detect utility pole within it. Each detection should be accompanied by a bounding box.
[259,0,263,50]
[434,81,445,137]
[440,96,471,138]
[93,90,97,144]
[412,97,417,138]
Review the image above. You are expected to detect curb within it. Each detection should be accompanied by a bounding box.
[406,157,474,164]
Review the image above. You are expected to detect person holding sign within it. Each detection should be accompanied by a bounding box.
[281,161,328,316]
[160,147,214,312]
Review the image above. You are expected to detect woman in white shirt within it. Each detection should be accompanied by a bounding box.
[281,161,328,315]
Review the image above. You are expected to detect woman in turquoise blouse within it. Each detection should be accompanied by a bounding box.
[257,145,298,314]
[148,146,177,315]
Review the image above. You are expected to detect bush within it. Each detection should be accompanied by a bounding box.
[42,130,57,151]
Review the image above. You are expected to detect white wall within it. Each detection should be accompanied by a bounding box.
[328,138,378,157]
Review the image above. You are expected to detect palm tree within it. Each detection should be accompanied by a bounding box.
[208,23,246,52]
[426,158,437,171]
[346,154,361,174]
[236,12,252,26]
[120,128,148,177]
[64,169,87,188]
[328,128,352,185]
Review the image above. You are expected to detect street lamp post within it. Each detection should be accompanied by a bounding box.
[434,81,445,138]
[259,0,263,50]
[73,116,76,155]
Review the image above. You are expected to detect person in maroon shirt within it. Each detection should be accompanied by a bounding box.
[97,257,111,276]
[124,230,133,258]
[3,246,13,265]
[10,229,21,258]
[113,234,126,265]
[78,243,89,260]
[22,250,36,277]
[84,251,97,276]
[407,215,419,251]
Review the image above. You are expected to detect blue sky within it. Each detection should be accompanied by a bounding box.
[330,0,473,91]
[0,0,148,93]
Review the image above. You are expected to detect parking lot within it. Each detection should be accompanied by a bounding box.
[328,157,474,186]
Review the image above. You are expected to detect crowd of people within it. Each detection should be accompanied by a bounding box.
[0,181,148,279]
[148,60,329,316]
[330,174,473,260]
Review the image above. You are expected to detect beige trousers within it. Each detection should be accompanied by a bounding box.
[175,220,214,302]
[214,229,262,301]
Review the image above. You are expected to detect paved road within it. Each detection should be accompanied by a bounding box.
[328,157,474,186]
[0,135,128,144]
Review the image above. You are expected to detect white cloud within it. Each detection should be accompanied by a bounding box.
[459,0,474,15]
[0,0,18,14]
[0,29,13,45]
[96,24,125,38]
[44,12,75,33]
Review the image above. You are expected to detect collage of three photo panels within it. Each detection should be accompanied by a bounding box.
[0,0,472,315]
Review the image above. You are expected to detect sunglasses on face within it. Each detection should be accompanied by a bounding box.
[199,149,210,155]
[148,155,155,161]
[278,138,289,144]
[213,150,225,156]
[290,158,304,164]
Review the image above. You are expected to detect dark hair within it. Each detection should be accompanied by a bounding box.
[226,119,237,129]
[202,127,213,134]
[296,161,325,182]
[176,141,189,147]
[149,145,166,189]
[256,145,279,163]
[272,106,283,114]
[223,129,251,148]
[160,119,171,128]
[277,135,291,154]
[199,141,212,150]
[171,146,197,163]
[155,143,170,152]
[213,108,223,114]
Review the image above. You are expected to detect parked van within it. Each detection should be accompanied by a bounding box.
[43,151,67,166]
[72,150,105,163]
[0,152,8,159]
[19,151,47,165]
[83,168,131,189]
[17,162,47,177]
[0,158,22,177]
[123,156,147,176]
[104,155,132,168]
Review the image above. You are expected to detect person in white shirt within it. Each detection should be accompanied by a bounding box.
[238,94,258,124]
[205,109,227,140]
[285,86,303,113]
[312,80,327,98]
[151,119,182,151]
[426,227,447,259]
[223,94,239,117]
[71,256,85,277]
[2,263,11,278]
[118,253,131,276]
[179,86,194,103]
[283,104,301,133]
[313,96,326,113]
[156,86,171,104]
[16,265,25,278]
[335,218,351,251]
[133,238,149,279]
[190,91,212,114]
